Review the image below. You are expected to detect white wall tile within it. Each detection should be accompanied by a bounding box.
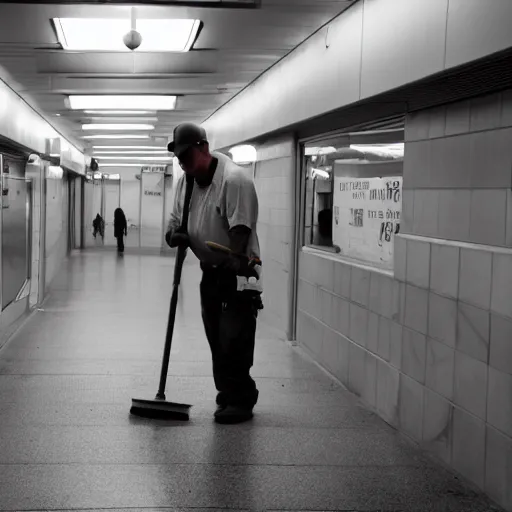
[485,425,512,511]
[379,276,394,319]
[401,189,414,232]
[490,313,512,375]
[394,235,407,282]
[469,128,512,188]
[426,337,455,400]
[297,279,316,316]
[412,190,440,237]
[376,316,390,362]
[331,295,350,336]
[350,267,370,307]
[491,253,512,319]
[377,360,400,427]
[428,293,457,347]
[333,261,351,299]
[362,352,378,408]
[317,288,333,328]
[457,302,490,363]
[405,111,430,142]
[469,189,507,246]
[470,92,503,132]
[404,140,431,189]
[422,388,453,464]
[367,312,379,354]
[404,285,429,334]
[459,248,492,310]
[349,303,368,347]
[402,327,427,384]
[406,239,431,289]
[430,243,459,299]
[487,367,512,438]
[399,373,424,442]
[297,311,323,358]
[390,322,403,370]
[428,106,446,138]
[437,189,471,241]
[321,327,340,377]
[337,334,350,386]
[348,342,365,398]
[445,99,470,136]
[507,190,512,247]
[369,272,381,314]
[429,134,472,188]
[452,406,486,489]
[454,350,489,420]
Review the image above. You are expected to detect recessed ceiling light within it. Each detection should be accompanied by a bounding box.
[82,124,155,131]
[94,150,168,155]
[83,134,150,139]
[99,163,146,167]
[69,95,176,110]
[54,18,200,52]
[85,111,155,115]
[96,156,172,161]
[92,145,165,150]
[55,113,61,117]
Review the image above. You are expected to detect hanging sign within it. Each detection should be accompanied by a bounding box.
[332,173,402,268]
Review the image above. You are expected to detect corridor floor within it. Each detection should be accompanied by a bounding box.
[0,249,502,512]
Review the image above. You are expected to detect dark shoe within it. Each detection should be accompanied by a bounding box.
[214,405,253,424]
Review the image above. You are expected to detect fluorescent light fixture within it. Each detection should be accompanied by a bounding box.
[82,124,154,131]
[88,117,158,123]
[93,145,164,150]
[69,95,176,110]
[83,134,150,140]
[311,168,330,179]
[85,111,154,115]
[99,163,144,168]
[54,18,200,52]
[94,150,168,155]
[305,146,336,156]
[229,144,257,164]
[106,174,121,180]
[97,156,172,161]
[50,153,60,157]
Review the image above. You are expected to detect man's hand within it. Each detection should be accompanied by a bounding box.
[166,228,190,249]
[218,253,259,279]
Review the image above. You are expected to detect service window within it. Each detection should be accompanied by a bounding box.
[302,128,404,271]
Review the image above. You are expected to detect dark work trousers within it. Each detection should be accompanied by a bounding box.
[200,265,259,409]
[116,235,124,252]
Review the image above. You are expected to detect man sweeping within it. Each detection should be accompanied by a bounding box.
[165,123,263,424]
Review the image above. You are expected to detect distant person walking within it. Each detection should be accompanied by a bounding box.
[114,208,127,253]
[92,213,104,239]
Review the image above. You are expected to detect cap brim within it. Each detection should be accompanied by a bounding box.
[167,141,175,153]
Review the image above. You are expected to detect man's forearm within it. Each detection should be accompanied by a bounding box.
[228,225,251,254]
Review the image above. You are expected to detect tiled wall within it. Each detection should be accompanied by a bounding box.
[296,91,512,511]
[254,135,295,339]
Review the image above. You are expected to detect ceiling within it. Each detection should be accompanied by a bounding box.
[0,0,355,166]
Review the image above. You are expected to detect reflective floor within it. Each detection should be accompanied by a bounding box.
[0,248,501,511]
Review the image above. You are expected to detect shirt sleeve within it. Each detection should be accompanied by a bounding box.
[222,170,258,230]
[166,173,186,234]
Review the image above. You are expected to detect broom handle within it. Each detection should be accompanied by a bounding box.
[156,175,194,400]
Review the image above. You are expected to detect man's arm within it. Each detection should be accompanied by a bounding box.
[166,174,186,236]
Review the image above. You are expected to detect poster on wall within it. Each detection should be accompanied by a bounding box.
[332,172,402,268]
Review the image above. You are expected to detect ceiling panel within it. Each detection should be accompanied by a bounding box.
[0,0,356,152]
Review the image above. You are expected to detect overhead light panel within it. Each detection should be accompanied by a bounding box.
[99,163,145,168]
[96,156,172,161]
[69,95,176,110]
[85,111,155,115]
[94,150,168,155]
[83,134,150,140]
[93,145,165,150]
[82,124,154,131]
[54,18,200,52]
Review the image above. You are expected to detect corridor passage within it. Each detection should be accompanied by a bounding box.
[0,249,501,511]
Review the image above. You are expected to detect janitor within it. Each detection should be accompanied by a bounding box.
[165,123,263,424]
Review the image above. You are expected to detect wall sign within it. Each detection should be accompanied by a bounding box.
[332,174,402,268]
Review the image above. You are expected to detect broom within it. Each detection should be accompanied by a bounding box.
[130,175,194,420]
